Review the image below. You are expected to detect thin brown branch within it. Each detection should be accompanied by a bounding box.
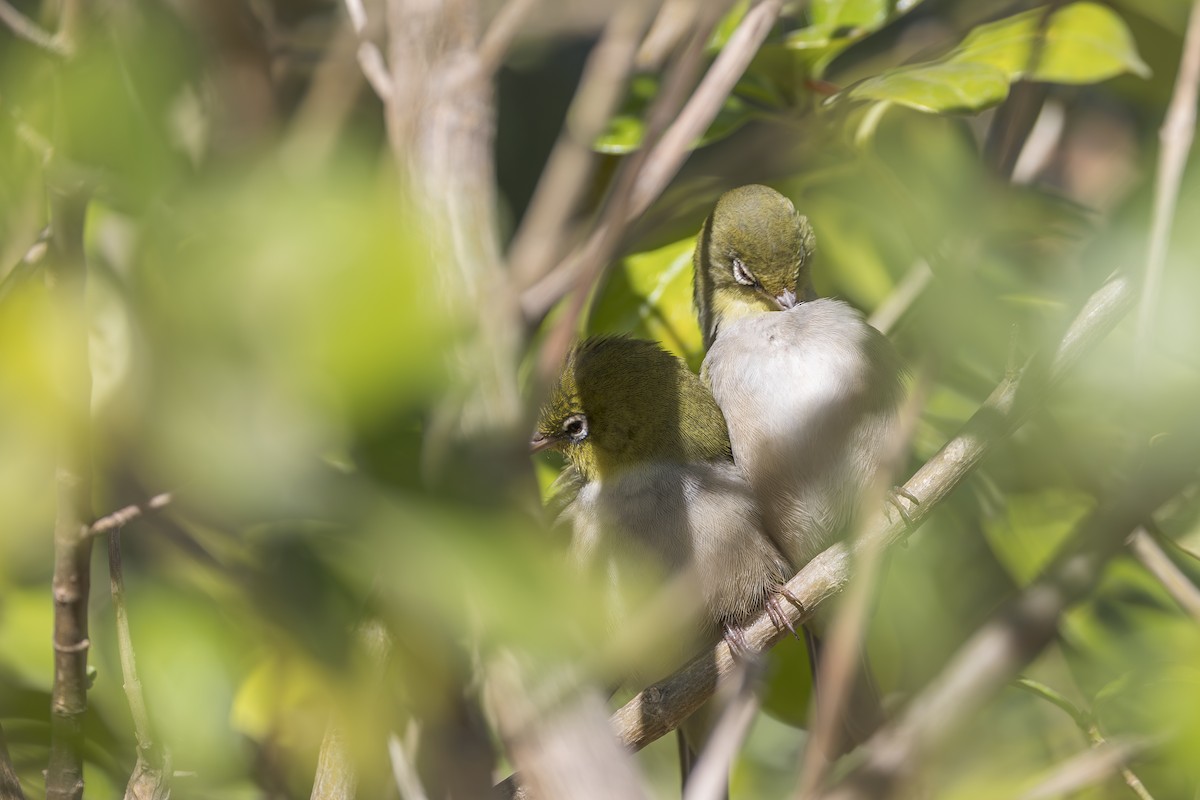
[520,0,782,323]
[1135,0,1200,367]
[86,493,173,538]
[478,0,540,74]
[0,720,26,800]
[45,183,93,800]
[509,3,654,288]
[598,271,1136,755]
[386,731,430,800]
[818,431,1199,800]
[1128,527,1200,623]
[109,529,171,800]
[0,0,70,56]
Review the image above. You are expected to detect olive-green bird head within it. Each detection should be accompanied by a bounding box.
[693,184,817,347]
[532,336,731,482]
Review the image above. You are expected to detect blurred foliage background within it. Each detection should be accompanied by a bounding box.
[2,0,1200,798]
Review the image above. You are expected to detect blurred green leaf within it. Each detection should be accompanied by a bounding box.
[982,490,1095,584]
[594,76,755,154]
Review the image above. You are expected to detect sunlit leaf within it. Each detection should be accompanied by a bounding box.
[847,2,1149,114]
[586,237,704,367]
[950,2,1151,84]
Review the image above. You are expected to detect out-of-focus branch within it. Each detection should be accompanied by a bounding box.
[478,0,539,75]
[385,0,524,436]
[509,3,655,288]
[1128,527,1200,623]
[682,661,763,800]
[602,272,1136,754]
[45,182,93,800]
[86,493,173,538]
[528,1,728,385]
[867,259,931,336]
[1018,738,1152,800]
[520,0,782,321]
[109,530,171,800]
[1135,0,1200,367]
[342,0,394,101]
[0,0,70,56]
[488,656,650,800]
[819,429,1199,800]
[0,720,26,800]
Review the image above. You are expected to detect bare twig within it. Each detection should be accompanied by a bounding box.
[1128,527,1200,623]
[818,428,1199,800]
[509,3,654,288]
[478,0,540,74]
[108,529,171,800]
[598,272,1136,755]
[86,493,173,538]
[0,720,26,800]
[45,183,93,800]
[0,0,70,56]
[1135,0,1200,367]
[637,0,698,70]
[521,0,782,322]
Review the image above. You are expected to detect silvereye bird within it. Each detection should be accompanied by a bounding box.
[534,335,795,789]
[693,185,905,750]
[693,183,905,570]
[533,335,791,650]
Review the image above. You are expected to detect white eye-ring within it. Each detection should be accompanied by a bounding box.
[732,257,759,287]
[561,413,588,443]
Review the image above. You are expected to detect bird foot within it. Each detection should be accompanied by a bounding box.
[885,486,920,530]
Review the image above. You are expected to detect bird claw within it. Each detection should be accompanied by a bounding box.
[886,486,920,529]
[723,623,752,659]
[767,588,804,640]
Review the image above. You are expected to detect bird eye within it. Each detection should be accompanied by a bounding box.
[561,413,588,442]
[732,257,760,288]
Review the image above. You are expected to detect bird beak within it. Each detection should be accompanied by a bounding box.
[530,432,554,454]
[776,289,798,310]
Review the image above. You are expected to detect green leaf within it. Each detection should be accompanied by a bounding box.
[586,237,704,368]
[786,0,928,77]
[951,2,1151,84]
[850,62,1011,113]
[845,3,1148,114]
